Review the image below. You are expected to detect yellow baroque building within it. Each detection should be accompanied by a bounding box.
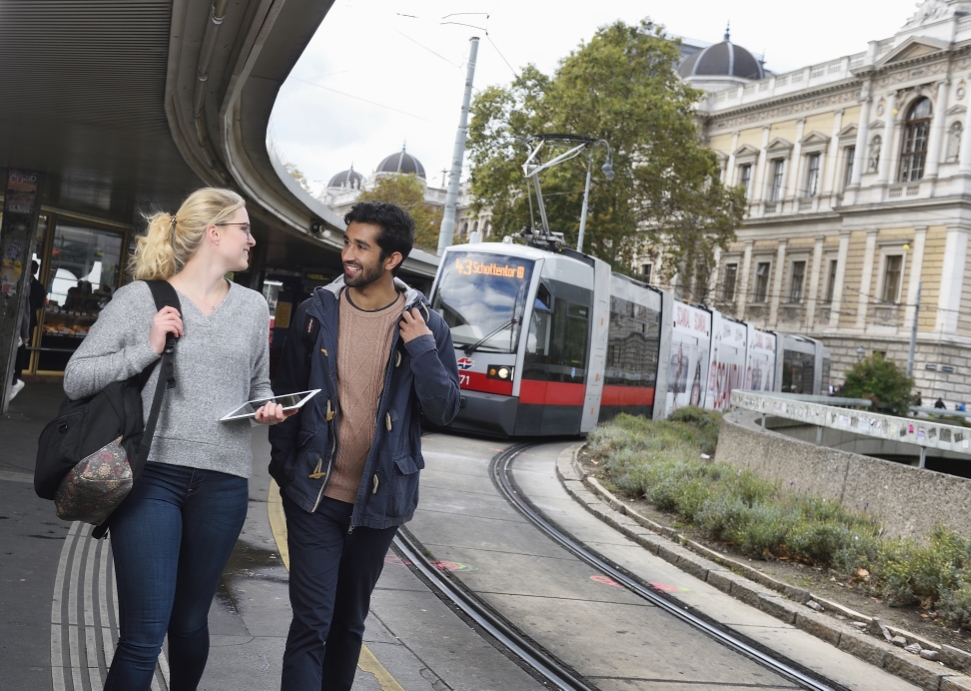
[684,1,971,403]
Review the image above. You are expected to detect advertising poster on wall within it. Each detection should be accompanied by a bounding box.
[0,171,39,296]
[705,313,748,410]
[746,324,776,392]
[665,303,711,413]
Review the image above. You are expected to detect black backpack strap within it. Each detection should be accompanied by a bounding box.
[145,280,181,388]
[136,280,181,471]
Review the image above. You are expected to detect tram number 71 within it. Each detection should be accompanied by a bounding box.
[459,374,471,387]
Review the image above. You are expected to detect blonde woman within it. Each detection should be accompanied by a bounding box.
[64,188,292,690]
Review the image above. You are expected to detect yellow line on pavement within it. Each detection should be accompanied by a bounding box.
[266,480,405,691]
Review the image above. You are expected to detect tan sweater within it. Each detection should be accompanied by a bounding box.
[325,289,405,503]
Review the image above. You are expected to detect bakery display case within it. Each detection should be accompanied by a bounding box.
[35,222,125,372]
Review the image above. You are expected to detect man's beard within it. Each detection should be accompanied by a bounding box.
[343,261,384,288]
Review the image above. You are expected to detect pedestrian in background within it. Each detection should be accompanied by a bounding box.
[269,201,460,690]
[64,188,293,691]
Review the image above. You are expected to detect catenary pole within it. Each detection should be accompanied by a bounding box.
[438,36,479,256]
[906,281,921,378]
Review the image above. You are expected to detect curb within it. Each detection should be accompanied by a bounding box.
[555,444,971,691]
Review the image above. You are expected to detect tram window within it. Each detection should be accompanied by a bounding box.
[606,295,660,387]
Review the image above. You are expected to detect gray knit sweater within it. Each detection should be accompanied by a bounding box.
[63,280,274,478]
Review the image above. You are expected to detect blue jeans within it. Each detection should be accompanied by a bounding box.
[281,493,398,691]
[103,462,248,691]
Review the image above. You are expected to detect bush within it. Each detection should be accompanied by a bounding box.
[591,417,971,629]
[841,354,914,416]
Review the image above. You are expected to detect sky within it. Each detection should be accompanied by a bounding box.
[269,0,923,196]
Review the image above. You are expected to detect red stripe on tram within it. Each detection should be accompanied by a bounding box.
[601,385,655,407]
[520,380,586,406]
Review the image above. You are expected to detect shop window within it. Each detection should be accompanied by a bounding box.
[38,223,125,372]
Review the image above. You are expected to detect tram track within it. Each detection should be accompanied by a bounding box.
[397,441,851,691]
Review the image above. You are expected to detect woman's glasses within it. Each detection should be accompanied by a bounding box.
[216,222,252,239]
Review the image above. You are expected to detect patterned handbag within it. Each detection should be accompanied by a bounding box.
[55,437,133,525]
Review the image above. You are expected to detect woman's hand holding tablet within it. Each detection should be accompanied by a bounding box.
[220,390,321,422]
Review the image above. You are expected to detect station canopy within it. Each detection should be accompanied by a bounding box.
[0,0,436,278]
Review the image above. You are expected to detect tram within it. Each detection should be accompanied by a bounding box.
[429,233,830,437]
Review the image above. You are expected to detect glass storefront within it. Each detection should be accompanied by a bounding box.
[34,220,127,372]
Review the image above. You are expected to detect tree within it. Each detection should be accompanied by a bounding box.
[284,162,312,194]
[467,20,745,291]
[841,354,914,416]
[356,173,443,251]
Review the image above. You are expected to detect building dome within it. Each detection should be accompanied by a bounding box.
[328,165,365,190]
[376,145,426,180]
[677,28,764,81]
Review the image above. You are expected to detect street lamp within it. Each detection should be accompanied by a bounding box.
[856,345,866,362]
[521,134,614,253]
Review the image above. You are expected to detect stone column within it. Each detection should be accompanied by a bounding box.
[768,239,788,326]
[850,93,872,188]
[856,228,879,329]
[830,230,851,327]
[925,80,950,182]
[806,236,825,328]
[960,94,971,174]
[904,226,927,331]
[737,240,753,320]
[876,92,897,186]
[936,226,970,333]
[786,119,807,201]
[726,132,740,185]
[822,110,844,197]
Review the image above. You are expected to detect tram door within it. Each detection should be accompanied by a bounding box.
[580,258,611,433]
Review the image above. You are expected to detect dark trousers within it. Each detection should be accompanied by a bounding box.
[104,462,248,691]
[281,492,398,691]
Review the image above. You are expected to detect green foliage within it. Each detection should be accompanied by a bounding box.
[356,173,444,251]
[841,354,914,416]
[467,20,745,293]
[284,162,312,193]
[591,416,971,629]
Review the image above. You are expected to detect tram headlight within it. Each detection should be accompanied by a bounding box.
[487,365,513,381]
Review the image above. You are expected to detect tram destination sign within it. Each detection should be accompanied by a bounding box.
[454,257,527,280]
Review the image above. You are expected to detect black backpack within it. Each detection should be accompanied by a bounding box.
[34,281,181,510]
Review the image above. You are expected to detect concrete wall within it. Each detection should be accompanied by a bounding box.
[716,410,971,539]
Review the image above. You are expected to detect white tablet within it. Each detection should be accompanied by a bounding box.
[219,389,321,421]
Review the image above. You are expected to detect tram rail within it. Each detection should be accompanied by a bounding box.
[493,443,848,691]
[396,441,851,691]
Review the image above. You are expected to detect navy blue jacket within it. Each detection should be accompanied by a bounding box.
[268,277,460,529]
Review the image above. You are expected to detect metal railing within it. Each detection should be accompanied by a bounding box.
[731,389,971,468]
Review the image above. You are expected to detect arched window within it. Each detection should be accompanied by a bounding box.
[899,98,932,182]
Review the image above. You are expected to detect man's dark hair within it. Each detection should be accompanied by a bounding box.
[31,260,38,275]
[344,202,415,275]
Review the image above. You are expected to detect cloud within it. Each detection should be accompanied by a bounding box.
[271,0,920,189]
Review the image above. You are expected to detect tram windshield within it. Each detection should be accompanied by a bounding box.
[432,251,535,353]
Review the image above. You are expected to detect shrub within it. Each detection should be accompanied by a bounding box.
[841,354,914,416]
[590,417,971,630]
